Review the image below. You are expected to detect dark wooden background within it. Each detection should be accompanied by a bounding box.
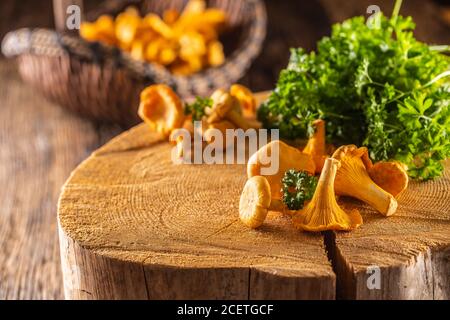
[0,0,448,299]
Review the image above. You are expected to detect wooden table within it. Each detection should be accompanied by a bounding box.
[0,0,448,300]
[0,61,121,299]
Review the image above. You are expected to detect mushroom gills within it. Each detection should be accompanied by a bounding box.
[292,158,363,232]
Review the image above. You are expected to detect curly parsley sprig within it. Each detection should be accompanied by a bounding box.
[258,0,450,180]
[184,97,212,122]
[281,169,318,210]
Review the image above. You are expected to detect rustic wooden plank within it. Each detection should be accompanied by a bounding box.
[59,233,149,300]
[0,60,120,299]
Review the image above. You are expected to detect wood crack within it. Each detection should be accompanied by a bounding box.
[141,265,151,300]
[205,219,239,239]
[323,230,450,299]
[323,231,344,299]
[247,268,251,300]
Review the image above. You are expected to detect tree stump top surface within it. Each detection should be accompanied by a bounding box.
[58,121,334,276]
[58,93,450,299]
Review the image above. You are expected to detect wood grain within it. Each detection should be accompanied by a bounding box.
[0,61,120,299]
[328,164,450,299]
[58,104,450,300]
[58,120,336,300]
[1,0,449,300]
[0,0,332,300]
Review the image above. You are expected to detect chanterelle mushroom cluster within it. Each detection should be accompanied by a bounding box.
[138,84,185,138]
[292,158,363,232]
[138,83,259,157]
[240,119,409,231]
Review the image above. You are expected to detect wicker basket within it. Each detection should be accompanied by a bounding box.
[1,0,267,127]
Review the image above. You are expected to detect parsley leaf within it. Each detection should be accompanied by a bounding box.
[185,97,212,122]
[282,169,318,210]
[258,1,450,180]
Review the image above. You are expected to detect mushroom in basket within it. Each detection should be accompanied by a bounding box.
[80,0,228,75]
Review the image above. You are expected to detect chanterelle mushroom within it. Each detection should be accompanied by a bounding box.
[303,119,327,174]
[368,161,409,197]
[230,84,257,119]
[332,145,398,216]
[247,140,315,200]
[203,119,236,149]
[169,116,195,158]
[207,89,236,123]
[239,176,285,229]
[207,90,259,130]
[138,84,184,138]
[292,158,363,232]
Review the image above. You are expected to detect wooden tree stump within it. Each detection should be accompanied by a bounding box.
[58,93,450,300]
[329,169,450,299]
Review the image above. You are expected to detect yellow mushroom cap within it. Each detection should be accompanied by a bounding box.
[138,84,184,138]
[80,15,116,46]
[163,9,180,25]
[143,13,175,39]
[207,90,235,123]
[369,161,409,197]
[292,158,363,232]
[247,140,316,200]
[208,41,225,67]
[115,10,141,46]
[230,84,257,118]
[332,145,398,216]
[181,0,207,17]
[303,119,327,174]
[239,176,272,229]
[204,120,236,149]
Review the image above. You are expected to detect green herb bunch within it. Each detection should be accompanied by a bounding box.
[185,97,213,121]
[282,169,318,210]
[258,0,450,180]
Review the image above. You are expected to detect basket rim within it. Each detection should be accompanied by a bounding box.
[1,0,267,96]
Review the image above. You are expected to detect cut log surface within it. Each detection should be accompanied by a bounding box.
[58,93,335,300]
[331,166,450,300]
[58,92,450,300]
[58,124,336,300]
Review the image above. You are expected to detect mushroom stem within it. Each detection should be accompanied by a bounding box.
[303,119,326,173]
[333,145,398,216]
[247,140,316,200]
[239,176,286,229]
[340,176,397,216]
[292,158,363,232]
[208,90,261,130]
[268,198,286,212]
[230,84,257,119]
[207,90,234,123]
